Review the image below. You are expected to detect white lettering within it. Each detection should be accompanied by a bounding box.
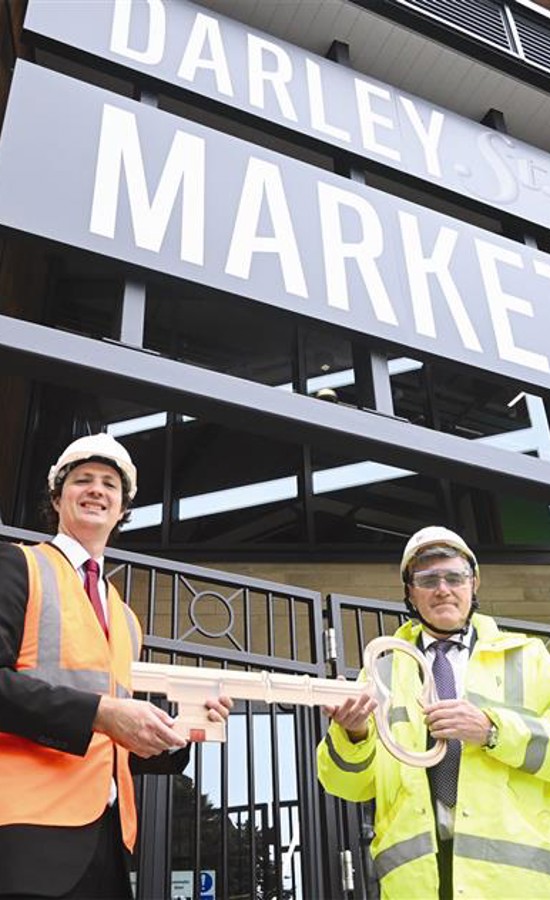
[476,240,549,372]
[89,104,205,265]
[305,59,350,143]
[248,35,298,122]
[399,97,444,178]
[354,79,400,162]
[225,158,307,297]
[526,160,550,197]
[317,182,398,323]
[177,12,234,97]
[110,0,165,66]
[534,258,550,282]
[399,212,482,352]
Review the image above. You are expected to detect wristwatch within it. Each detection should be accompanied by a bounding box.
[483,722,499,750]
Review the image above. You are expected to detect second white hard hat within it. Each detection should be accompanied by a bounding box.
[401,526,479,581]
[48,433,137,499]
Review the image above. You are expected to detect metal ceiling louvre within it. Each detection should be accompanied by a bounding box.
[514,13,550,69]
[396,0,512,49]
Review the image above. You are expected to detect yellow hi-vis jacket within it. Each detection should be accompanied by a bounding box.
[0,543,142,851]
[317,613,550,899]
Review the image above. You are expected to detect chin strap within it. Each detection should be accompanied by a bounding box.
[404,595,479,636]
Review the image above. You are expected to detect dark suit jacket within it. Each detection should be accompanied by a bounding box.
[0,542,190,896]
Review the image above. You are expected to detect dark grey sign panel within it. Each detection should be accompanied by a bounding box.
[1,61,550,392]
[24,0,550,229]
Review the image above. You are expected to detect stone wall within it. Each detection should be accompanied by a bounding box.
[211,561,550,626]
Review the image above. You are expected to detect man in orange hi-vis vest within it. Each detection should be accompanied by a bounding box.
[0,433,232,899]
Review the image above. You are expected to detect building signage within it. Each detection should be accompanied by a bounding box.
[24,0,550,230]
[1,61,550,392]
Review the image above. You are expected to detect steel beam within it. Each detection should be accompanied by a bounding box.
[2,314,550,500]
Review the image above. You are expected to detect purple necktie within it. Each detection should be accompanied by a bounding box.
[429,640,461,808]
[84,558,108,637]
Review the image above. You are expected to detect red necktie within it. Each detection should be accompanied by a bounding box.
[84,558,108,637]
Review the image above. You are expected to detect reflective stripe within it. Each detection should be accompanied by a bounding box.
[19,667,110,692]
[25,545,116,695]
[117,602,138,696]
[325,731,375,772]
[374,646,411,732]
[377,654,393,691]
[375,832,433,879]
[504,646,524,708]
[469,642,548,773]
[389,706,410,726]
[520,718,549,774]
[455,834,550,874]
[468,695,549,774]
[115,681,132,698]
[468,644,526,711]
[118,598,140,660]
[467,691,536,717]
[30,546,62,672]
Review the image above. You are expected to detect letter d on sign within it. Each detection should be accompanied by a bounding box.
[110,0,166,66]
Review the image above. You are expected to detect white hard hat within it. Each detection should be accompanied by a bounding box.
[401,526,478,581]
[48,433,137,499]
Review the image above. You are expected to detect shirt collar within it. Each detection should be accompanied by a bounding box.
[52,533,105,578]
[421,624,474,653]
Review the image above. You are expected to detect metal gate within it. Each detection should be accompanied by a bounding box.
[121,563,413,900]
[101,543,332,900]
[106,548,401,900]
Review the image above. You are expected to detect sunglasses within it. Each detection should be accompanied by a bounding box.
[410,569,472,590]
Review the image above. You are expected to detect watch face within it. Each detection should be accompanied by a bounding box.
[486,725,498,748]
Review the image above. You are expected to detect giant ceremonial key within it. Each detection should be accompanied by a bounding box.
[132,637,446,768]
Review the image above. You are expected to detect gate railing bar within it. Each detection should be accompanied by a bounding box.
[140,635,325,672]
[330,592,550,640]
[0,524,320,601]
[246,694,258,900]
[269,702,285,900]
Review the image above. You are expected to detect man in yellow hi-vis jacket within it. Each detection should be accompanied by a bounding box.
[318,526,550,900]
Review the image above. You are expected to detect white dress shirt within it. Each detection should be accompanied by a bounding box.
[421,625,473,698]
[52,533,109,625]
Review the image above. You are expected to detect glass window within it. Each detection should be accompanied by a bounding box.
[44,259,123,341]
[144,281,295,389]
[170,418,304,548]
[11,374,550,556]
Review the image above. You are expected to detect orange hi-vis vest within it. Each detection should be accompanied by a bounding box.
[0,542,142,851]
